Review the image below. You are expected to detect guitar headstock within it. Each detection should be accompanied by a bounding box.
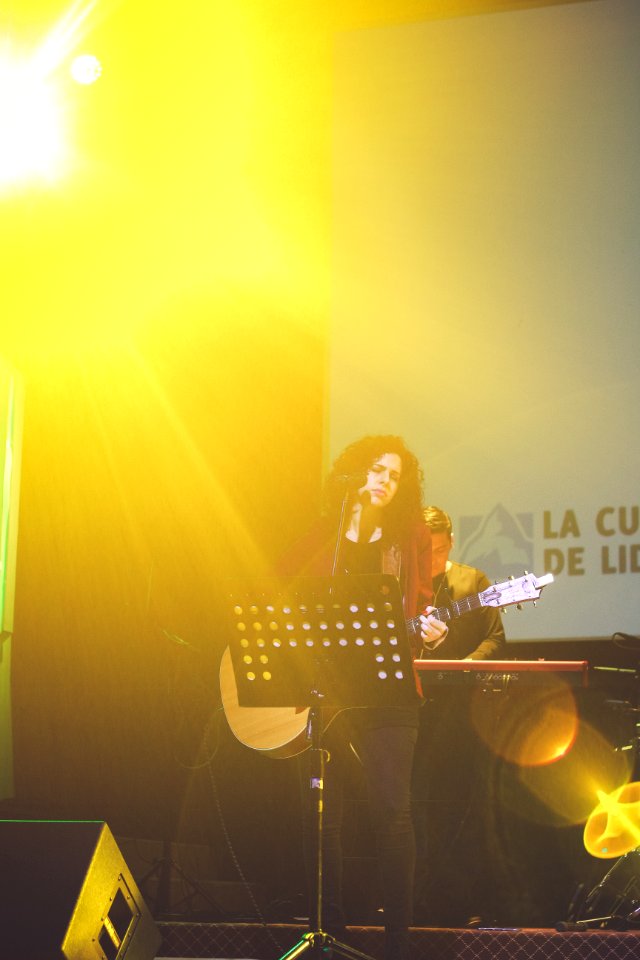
[480,572,554,610]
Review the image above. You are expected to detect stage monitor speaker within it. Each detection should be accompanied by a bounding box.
[0,819,162,960]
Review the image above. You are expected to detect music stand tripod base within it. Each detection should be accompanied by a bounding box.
[278,930,379,960]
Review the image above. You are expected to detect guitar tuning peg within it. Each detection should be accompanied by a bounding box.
[517,603,523,610]
[508,575,514,581]
[524,570,529,576]
[533,600,537,607]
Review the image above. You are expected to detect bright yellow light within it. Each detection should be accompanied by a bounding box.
[70,53,102,85]
[0,54,65,188]
[32,0,98,79]
[584,782,640,859]
[0,0,99,190]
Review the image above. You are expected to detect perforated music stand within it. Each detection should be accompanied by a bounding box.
[225,573,420,960]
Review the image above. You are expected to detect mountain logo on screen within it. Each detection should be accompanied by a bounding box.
[458,504,534,580]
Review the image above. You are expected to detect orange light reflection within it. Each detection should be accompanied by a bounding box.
[470,677,578,768]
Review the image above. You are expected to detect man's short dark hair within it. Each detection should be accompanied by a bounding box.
[423,505,453,537]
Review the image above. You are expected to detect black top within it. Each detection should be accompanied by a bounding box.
[340,537,382,575]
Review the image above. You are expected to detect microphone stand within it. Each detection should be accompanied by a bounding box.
[331,483,358,576]
[279,484,378,960]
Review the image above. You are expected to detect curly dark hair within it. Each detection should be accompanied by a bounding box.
[324,435,425,544]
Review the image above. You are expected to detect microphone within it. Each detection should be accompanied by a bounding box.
[336,473,366,487]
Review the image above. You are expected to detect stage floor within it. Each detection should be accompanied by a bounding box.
[156,920,640,960]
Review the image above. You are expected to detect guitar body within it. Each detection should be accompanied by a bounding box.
[219,647,313,758]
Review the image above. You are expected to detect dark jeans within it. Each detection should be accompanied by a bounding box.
[302,709,418,957]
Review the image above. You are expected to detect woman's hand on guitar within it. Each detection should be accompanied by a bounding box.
[419,608,449,651]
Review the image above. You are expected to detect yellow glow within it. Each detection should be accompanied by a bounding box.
[70,53,102,85]
[31,0,98,79]
[470,679,579,767]
[0,53,65,188]
[125,343,271,577]
[512,719,634,828]
[0,1,100,190]
[1,2,328,364]
[584,782,640,859]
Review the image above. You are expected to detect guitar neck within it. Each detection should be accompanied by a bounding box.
[406,593,484,638]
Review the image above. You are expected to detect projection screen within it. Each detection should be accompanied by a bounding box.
[330,0,640,642]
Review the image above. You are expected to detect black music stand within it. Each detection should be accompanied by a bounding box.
[225,574,420,960]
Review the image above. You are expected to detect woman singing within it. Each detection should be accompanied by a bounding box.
[279,434,448,960]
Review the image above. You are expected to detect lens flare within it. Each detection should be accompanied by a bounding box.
[584,782,640,859]
[470,678,578,767]
[70,53,102,85]
[0,55,65,188]
[0,0,100,189]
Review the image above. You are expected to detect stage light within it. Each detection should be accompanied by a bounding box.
[0,0,100,190]
[70,53,101,85]
[584,782,640,859]
[0,54,65,189]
